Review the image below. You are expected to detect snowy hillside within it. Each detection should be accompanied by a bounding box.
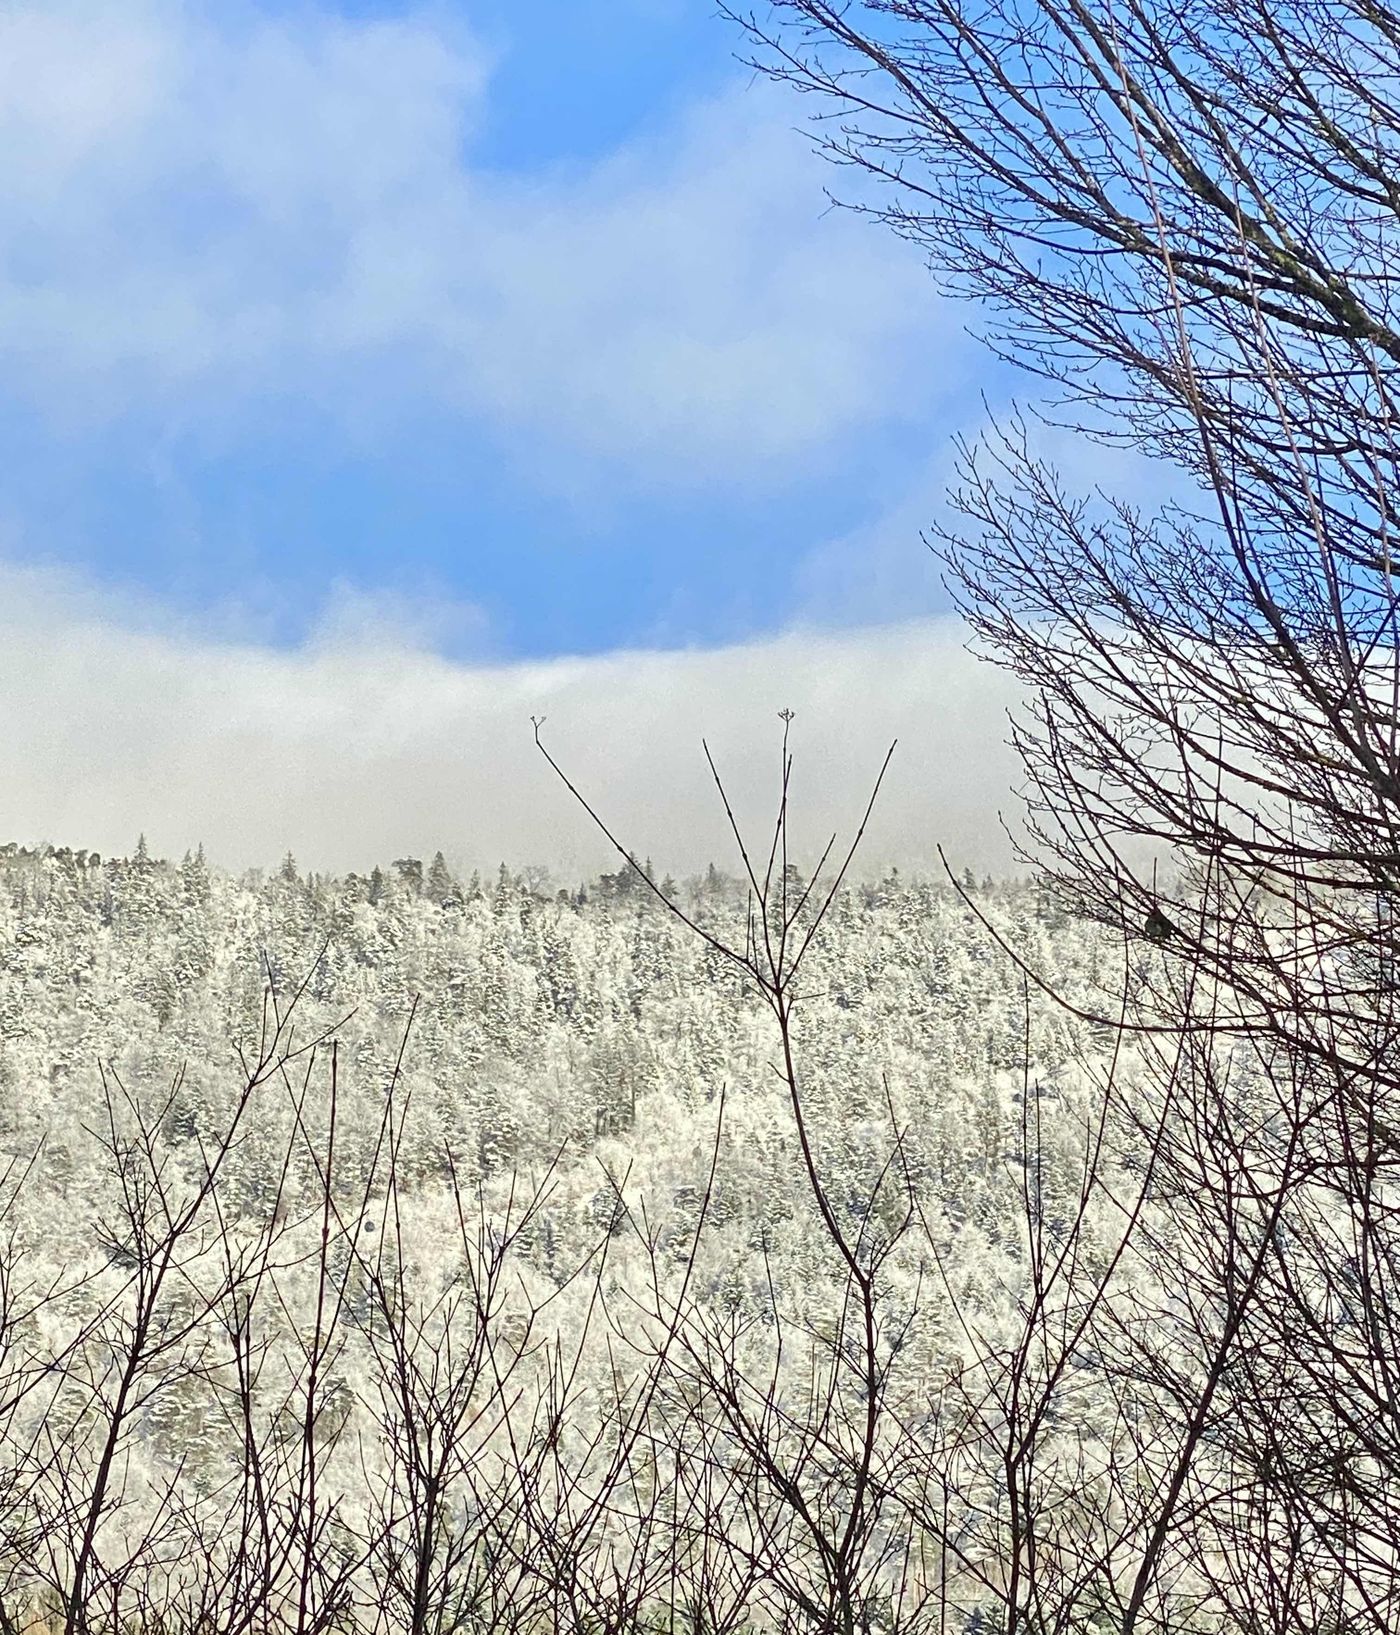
[0,839,1139,1633]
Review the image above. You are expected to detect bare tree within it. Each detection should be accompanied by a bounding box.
[719,2,1400,1630]
[533,721,1187,1635]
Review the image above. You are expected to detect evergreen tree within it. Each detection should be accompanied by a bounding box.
[426,851,456,905]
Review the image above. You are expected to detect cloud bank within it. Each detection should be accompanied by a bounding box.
[2,564,1023,878]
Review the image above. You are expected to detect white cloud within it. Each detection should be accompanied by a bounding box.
[0,1,957,484]
[305,580,494,659]
[0,562,1023,877]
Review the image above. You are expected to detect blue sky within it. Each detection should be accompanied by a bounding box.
[0,0,984,661]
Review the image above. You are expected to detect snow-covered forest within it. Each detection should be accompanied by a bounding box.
[0,833,1143,1633]
[0,837,1102,1192]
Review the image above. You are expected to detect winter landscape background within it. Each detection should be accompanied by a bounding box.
[0,832,1128,1631]
[7,0,1400,1630]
